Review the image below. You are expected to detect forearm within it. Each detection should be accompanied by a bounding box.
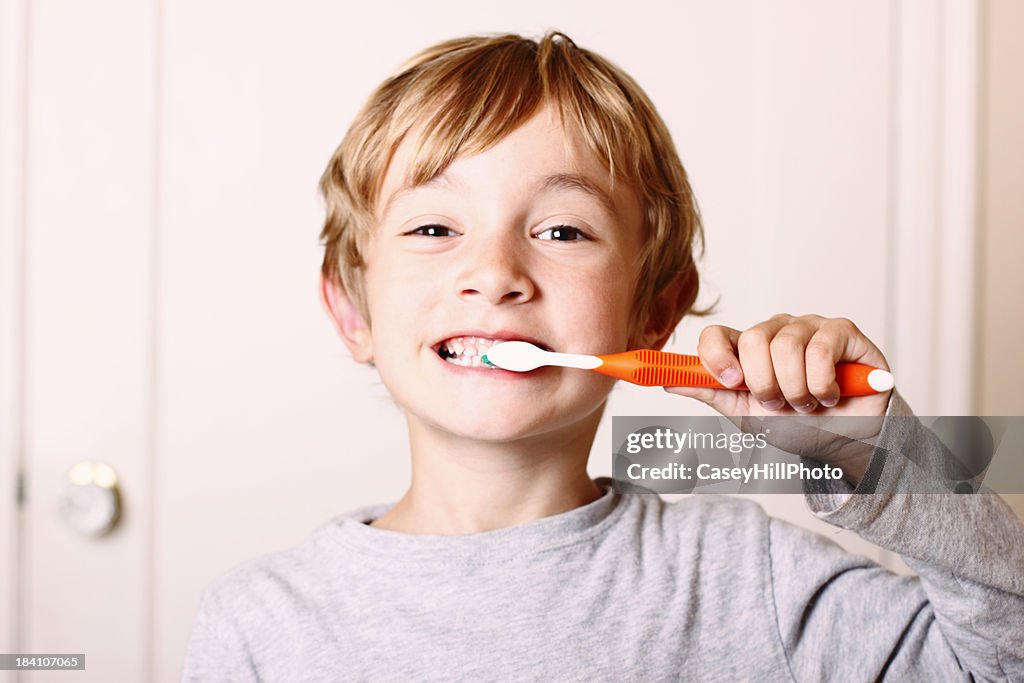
[801,390,1024,678]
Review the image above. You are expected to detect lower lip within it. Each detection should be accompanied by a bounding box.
[430,349,550,378]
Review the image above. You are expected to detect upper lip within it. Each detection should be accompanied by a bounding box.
[431,329,554,353]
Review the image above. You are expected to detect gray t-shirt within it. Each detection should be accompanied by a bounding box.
[182,391,1024,681]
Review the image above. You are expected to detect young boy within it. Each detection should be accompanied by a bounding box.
[183,32,1024,681]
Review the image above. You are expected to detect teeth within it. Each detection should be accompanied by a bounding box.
[439,336,505,367]
[445,351,487,367]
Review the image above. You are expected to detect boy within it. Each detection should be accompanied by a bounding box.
[183,32,1024,681]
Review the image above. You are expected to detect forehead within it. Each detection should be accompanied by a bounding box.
[376,106,639,220]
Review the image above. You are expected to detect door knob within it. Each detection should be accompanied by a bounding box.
[58,461,123,537]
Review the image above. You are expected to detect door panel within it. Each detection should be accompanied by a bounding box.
[20,1,155,681]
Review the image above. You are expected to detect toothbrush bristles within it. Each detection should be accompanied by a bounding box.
[481,354,495,367]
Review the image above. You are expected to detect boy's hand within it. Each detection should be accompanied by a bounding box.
[664,314,893,484]
[665,313,891,417]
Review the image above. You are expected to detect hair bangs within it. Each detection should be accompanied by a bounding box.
[393,32,649,199]
[400,43,545,188]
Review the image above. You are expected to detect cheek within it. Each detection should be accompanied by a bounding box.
[555,260,637,349]
[362,256,448,355]
[365,250,438,313]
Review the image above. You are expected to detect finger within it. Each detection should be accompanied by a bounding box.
[664,385,718,403]
[697,325,743,387]
[805,333,841,408]
[805,318,876,407]
[820,317,889,370]
[737,316,790,411]
[769,320,819,413]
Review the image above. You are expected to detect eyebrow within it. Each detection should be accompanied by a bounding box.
[381,174,457,219]
[381,171,616,218]
[537,172,617,216]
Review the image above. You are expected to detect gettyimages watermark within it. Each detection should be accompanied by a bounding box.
[611,415,1022,494]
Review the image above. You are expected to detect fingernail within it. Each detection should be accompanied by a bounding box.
[761,398,783,411]
[721,368,741,387]
[795,401,817,413]
[820,397,839,408]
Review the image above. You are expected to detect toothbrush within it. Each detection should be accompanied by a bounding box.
[481,341,894,397]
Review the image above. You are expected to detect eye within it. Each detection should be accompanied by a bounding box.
[405,224,457,238]
[534,225,589,242]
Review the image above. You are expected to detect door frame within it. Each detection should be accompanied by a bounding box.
[888,0,980,415]
[0,0,28,676]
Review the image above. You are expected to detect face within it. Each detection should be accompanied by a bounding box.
[350,106,649,442]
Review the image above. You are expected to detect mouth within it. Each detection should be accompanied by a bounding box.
[431,333,553,369]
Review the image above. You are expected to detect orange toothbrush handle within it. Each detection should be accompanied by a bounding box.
[593,350,889,397]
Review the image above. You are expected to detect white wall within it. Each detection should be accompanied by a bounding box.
[979,0,1024,416]
[979,0,1024,519]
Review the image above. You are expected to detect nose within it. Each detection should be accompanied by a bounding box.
[454,240,536,305]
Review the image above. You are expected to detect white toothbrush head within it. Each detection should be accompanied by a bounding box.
[481,341,546,372]
[482,342,603,372]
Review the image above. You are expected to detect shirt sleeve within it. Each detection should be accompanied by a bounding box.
[181,582,260,683]
[768,389,1024,681]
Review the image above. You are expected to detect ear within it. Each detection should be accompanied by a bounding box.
[631,275,692,350]
[320,274,373,363]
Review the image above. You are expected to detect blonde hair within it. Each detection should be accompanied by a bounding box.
[319,31,709,338]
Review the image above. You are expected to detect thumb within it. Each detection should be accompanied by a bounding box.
[664,385,736,415]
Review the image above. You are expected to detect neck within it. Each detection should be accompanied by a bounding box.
[370,407,606,534]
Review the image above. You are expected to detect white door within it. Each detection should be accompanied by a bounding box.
[0,1,978,681]
[2,0,157,681]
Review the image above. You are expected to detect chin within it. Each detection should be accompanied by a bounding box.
[437,414,555,442]
[426,400,604,444]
